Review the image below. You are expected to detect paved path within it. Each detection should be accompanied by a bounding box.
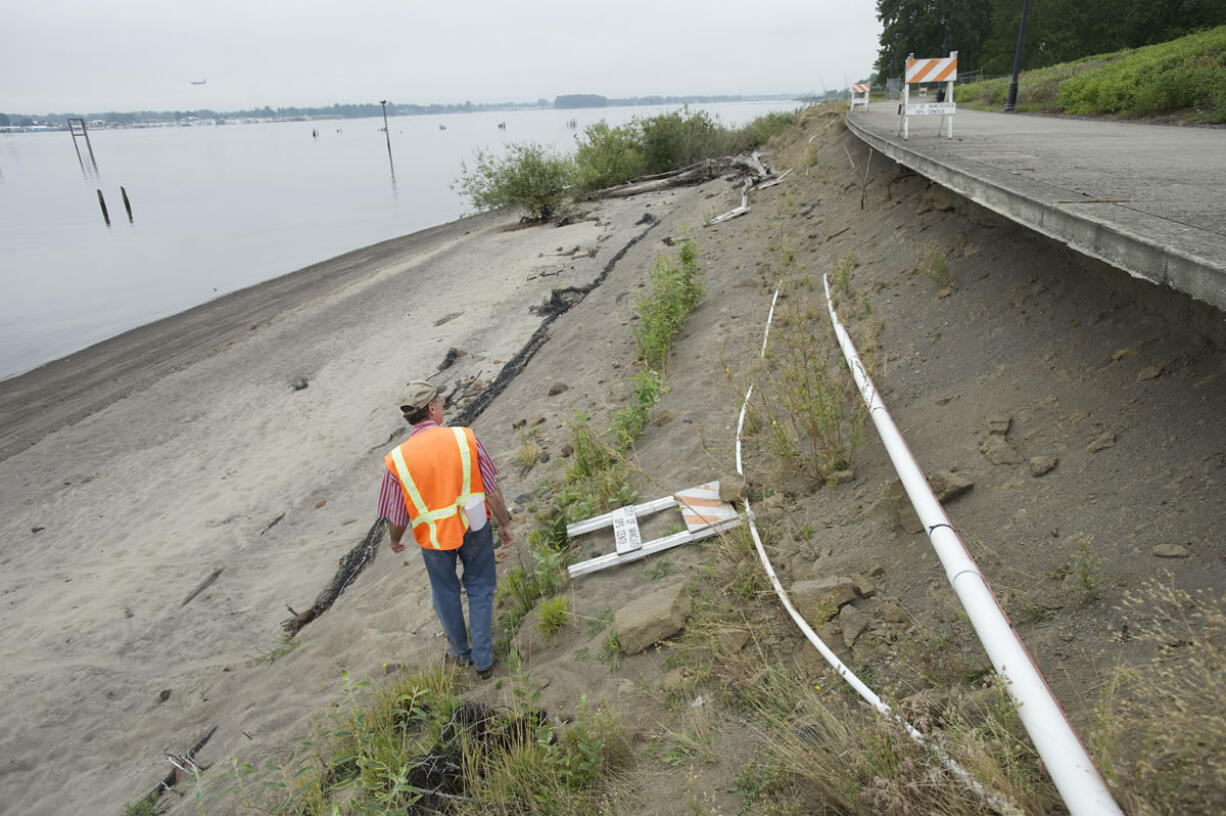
[845,106,1226,312]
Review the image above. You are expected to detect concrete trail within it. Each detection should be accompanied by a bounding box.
[845,106,1226,313]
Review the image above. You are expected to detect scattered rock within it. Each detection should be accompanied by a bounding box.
[716,627,749,656]
[547,382,568,396]
[433,311,462,327]
[289,376,309,391]
[850,573,877,598]
[383,662,403,676]
[867,563,885,578]
[614,582,691,655]
[937,287,953,299]
[839,605,870,649]
[157,689,171,703]
[314,500,327,509]
[1135,365,1163,382]
[514,493,531,505]
[560,443,574,458]
[1152,542,1190,558]
[881,597,909,624]
[1111,348,1137,362]
[655,409,676,426]
[533,416,547,426]
[718,475,747,503]
[828,469,855,485]
[902,688,950,726]
[31,526,44,534]
[636,212,656,225]
[1030,456,1059,477]
[1087,431,1116,453]
[791,576,857,619]
[980,435,1023,465]
[1068,410,1090,425]
[815,621,842,648]
[928,470,974,502]
[888,480,924,534]
[987,415,1012,435]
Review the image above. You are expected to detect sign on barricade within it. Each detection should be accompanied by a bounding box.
[898,50,957,140]
[849,83,871,111]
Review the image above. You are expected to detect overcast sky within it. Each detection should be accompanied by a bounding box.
[3,1,882,114]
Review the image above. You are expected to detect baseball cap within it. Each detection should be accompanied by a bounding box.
[398,381,438,413]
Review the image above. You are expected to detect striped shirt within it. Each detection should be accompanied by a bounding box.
[377,420,499,526]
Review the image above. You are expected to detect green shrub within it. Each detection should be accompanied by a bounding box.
[957,26,1226,123]
[638,109,735,174]
[635,239,705,370]
[737,110,799,150]
[455,142,574,220]
[573,121,648,191]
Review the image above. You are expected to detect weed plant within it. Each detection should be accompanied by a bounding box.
[752,279,866,486]
[1091,578,1226,813]
[635,238,705,370]
[608,368,670,450]
[536,595,570,640]
[920,243,955,290]
[211,667,631,815]
[515,425,543,470]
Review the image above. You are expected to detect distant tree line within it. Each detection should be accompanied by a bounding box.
[552,93,784,109]
[876,0,1226,78]
[0,100,546,128]
[4,93,802,129]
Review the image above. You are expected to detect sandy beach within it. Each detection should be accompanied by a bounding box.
[0,188,694,814]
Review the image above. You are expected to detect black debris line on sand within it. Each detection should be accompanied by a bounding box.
[281,518,385,634]
[280,216,663,636]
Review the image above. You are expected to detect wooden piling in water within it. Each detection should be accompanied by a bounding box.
[96,188,110,226]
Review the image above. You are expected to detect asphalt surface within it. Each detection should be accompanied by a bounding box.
[845,105,1226,312]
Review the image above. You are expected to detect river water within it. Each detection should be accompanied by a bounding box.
[0,100,798,380]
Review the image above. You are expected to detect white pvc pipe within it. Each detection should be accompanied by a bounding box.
[737,285,1021,816]
[820,274,1123,816]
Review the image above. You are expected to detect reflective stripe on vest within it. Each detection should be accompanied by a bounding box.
[387,427,485,550]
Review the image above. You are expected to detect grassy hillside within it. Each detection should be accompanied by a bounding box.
[956,25,1226,123]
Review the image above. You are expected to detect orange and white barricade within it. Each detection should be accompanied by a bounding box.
[899,50,957,140]
[566,481,742,578]
[849,83,871,111]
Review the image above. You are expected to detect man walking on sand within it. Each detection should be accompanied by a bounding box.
[377,381,514,679]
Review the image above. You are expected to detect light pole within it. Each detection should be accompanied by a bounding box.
[1004,0,1031,111]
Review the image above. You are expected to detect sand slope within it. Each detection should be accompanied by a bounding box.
[0,191,687,815]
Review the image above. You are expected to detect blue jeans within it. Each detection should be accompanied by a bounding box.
[419,523,497,671]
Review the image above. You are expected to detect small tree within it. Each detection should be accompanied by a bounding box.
[455,142,573,221]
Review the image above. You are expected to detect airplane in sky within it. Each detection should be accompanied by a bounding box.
[189,79,207,86]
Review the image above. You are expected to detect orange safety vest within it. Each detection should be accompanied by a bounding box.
[384,426,486,550]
